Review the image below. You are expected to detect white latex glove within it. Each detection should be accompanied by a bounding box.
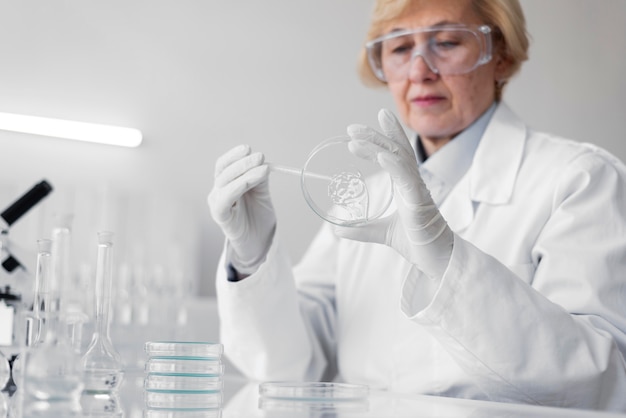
[334,109,454,280]
[208,144,276,275]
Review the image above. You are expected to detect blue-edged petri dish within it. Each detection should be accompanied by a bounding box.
[144,342,223,360]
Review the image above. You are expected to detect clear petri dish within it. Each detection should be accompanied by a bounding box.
[259,381,369,401]
[259,397,369,413]
[144,409,222,418]
[145,342,223,360]
[144,391,222,410]
[145,358,224,377]
[301,136,393,227]
[144,374,223,393]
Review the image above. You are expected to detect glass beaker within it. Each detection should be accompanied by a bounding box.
[300,136,393,226]
[81,231,124,393]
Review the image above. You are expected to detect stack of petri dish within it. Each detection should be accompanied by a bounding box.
[143,341,225,413]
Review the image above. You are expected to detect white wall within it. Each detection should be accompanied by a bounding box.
[0,1,624,297]
[507,0,626,150]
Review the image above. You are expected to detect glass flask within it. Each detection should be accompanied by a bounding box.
[82,231,124,393]
[80,391,124,417]
[23,239,84,401]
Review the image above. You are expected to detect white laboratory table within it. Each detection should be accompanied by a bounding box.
[108,369,626,418]
[5,297,626,418]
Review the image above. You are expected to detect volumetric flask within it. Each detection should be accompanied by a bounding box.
[82,231,124,393]
[301,136,393,226]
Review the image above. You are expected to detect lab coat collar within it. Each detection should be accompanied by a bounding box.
[440,102,526,231]
[469,102,526,204]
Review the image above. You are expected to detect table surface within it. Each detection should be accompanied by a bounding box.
[100,370,626,418]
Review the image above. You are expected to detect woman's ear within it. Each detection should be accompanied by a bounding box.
[494,50,514,85]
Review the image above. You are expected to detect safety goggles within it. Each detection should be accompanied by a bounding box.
[366,24,493,82]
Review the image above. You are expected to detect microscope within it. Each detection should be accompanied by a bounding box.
[0,180,53,394]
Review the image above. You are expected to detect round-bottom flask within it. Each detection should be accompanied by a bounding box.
[23,240,84,401]
[23,313,85,401]
[81,232,124,393]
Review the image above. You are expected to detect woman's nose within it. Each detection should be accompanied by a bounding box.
[408,51,439,82]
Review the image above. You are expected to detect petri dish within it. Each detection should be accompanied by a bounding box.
[144,391,222,410]
[145,342,223,360]
[259,381,369,401]
[145,358,224,377]
[301,136,393,227]
[144,374,223,393]
[259,397,369,413]
[144,409,222,418]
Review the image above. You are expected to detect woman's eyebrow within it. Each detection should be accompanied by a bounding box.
[385,20,458,33]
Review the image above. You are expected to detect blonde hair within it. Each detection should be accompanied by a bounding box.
[357,0,530,100]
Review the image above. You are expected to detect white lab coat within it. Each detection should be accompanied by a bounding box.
[215,103,626,411]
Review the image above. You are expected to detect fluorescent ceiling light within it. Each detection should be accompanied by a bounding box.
[0,112,142,148]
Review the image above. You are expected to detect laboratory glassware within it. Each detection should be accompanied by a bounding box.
[144,374,223,392]
[79,391,123,417]
[144,391,223,410]
[144,341,224,359]
[144,341,225,411]
[270,136,393,226]
[51,213,88,354]
[259,381,369,401]
[82,231,124,393]
[23,239,84,402]
[145,357,224,376]
[258,381,370,414]
[143,409,222,418]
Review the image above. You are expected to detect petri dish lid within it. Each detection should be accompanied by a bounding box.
[145,342,223,359]
[145,358,225,377]
[144,374,223,393]
[144,391,222,410]
[259,381,369,401]
[301,136,393,227]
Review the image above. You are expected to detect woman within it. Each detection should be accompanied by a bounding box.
[208,0,626,411]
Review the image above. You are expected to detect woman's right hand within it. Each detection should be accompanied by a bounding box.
[208,144,276,275]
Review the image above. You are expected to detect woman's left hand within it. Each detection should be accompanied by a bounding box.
[333,108,454,280]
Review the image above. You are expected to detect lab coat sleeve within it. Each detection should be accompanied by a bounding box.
[401,150,626,410]
[215,225,338,382]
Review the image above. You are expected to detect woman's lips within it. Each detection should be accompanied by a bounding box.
[411,95,445,107]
